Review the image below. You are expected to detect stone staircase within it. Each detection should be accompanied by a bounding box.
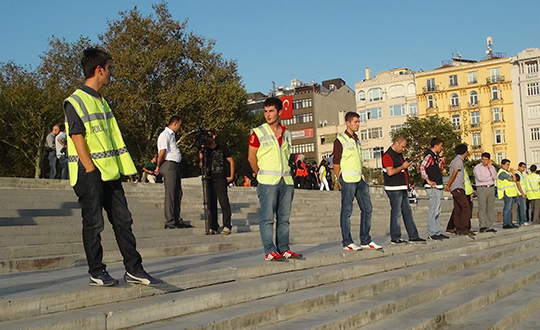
[2,178,540,329]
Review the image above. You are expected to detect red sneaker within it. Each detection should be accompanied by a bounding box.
[265,251,284,261]
[282,250,303,259]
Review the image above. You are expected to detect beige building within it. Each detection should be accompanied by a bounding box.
[511,48,540,164]
[354,68,418,168]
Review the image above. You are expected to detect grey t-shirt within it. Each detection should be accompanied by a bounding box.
[449,155,465,191]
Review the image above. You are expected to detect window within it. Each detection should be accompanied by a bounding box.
[282,113,312,125]
[320,135,326,145]
[529,104,540,119]
[450,93,459,108]
[468,71,477,84]
[496,152,504,164]
[471,111,480,127]
[472,132,482,147]
[360,127,383,140]
[391,124,407,133]
[291,143,314,154]
[359,107,382,122]
[428,95,436,108]
[528,82,540,96]
[451,114,461,130]
[489,68,502,83]
[389,104,406,117]
[362,147,384,160]
[293,98,312,109]
[409,103,418,116]
[532,127,540,141]
[527,61,539,74]
[358,90,365,101]
[368,88,383,101]
[449,74,458,86]
[469,91,478,106]
[493,108,502,122]
[533,150,540,164]
[492,86,499,100]
[426,78,436,92]
[494,130,506,144]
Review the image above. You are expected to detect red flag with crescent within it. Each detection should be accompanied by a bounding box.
[279,95,293,120]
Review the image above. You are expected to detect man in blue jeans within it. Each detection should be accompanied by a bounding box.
[382,137,426,245]
[248,97,302,261]
[497,159,520,229]
[333,112,381,251]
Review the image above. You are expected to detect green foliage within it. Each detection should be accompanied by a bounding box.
[390,115,461,185]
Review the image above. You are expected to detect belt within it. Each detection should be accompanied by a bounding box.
[478,185,495,188]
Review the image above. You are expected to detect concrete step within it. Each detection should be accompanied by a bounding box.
[513,308,540,329]
[1,228,539,328]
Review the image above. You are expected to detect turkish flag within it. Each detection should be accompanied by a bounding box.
[279,95,293,120]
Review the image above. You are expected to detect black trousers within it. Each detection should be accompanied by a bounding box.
[161,161,183,226]
[73,166,142,277]
[207,178,232,230]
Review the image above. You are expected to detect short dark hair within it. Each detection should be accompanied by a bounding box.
[81,48,112,79]
[519,162,526,167]
[455,144,468,155]
[530,164,537,172]
[430,137,443,148]
[59,123,66,131]
[263,97,283,111]
[501,159,511,165]
[168,115,181,125]
[481,152,491,159]
[345,111,360,122]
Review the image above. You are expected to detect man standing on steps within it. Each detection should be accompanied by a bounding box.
[497,159,520,229]
[248,97,302,261]
[155,116,193,229]
[64,48,161,287]
[445,144,473,236]
[513,162,528,226]
[419,137,449,241]
[474,152,498,233]
[45,124,59,179]
[526,165,540,224]
[382,136,426,245]
[333,111,382,251]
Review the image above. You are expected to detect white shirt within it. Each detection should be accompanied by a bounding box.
[55,131,67,158]
[157,127,182,163]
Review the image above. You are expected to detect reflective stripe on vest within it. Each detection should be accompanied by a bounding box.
[65,89,137,187]
[497,168,518,199]
[253,123,293,185]
[464,171,474,195]
[526,173,540,200]
[336,132,363,183]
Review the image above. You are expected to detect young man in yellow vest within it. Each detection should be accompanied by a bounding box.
[248,97,302,261]
[526,164,540,224]
[497,159,519,229]
[512,162,528,226]
[64,48,161,287]
[333,112,382,251]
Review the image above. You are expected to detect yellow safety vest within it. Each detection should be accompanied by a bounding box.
[526,173,540,200]
[65,89,137,187]
[336,132,363,183]
[497,168,518,199]
[253,123,293,185]
[464,171,474,195]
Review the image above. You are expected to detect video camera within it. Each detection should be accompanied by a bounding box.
[193,127,212,147]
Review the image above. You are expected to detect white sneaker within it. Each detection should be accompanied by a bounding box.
[361,241,383,250]
[343,243,362,251]
[523,222,531,226]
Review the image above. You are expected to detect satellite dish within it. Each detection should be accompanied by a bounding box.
[319,120,323,126]
[323,120,328,127]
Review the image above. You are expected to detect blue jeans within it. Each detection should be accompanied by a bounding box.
[516,195,527,225]
[58,154,69,180]
[385,190,419,241]
[257,179,294,254]
[48,150,57,179]
[340,178,372,246]
[503,195,515,226]
[426,188,443,236]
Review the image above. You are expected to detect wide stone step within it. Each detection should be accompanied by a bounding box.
[2,228,538,328]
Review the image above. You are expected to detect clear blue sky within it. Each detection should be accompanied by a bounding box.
[1,1,539,94]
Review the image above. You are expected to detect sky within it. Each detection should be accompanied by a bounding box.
[1,0,539,94]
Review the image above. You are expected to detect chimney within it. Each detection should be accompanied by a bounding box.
[365,67,371,80]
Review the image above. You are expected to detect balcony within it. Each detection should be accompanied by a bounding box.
[422,85,439,93]
[472,145,482,150]
[452,124,461,131]
[470,122,481,129]
[449,104,460,111]
[486,75,505,84]
[468,101,480,108]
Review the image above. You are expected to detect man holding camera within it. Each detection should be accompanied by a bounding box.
[200,130,235,235]
[382,136,425,245]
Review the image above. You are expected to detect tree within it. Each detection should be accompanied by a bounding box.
[390,115,461,185]
[99,3,252,177]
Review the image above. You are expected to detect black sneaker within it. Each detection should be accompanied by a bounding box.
[409,237,427,244]
[437,234,450,239]
[177,222,194,228]
[90,270,118,287]
[428,235,443,241]
[503,224,516,229]
[390,238,408,245]
[124,270,162,287]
